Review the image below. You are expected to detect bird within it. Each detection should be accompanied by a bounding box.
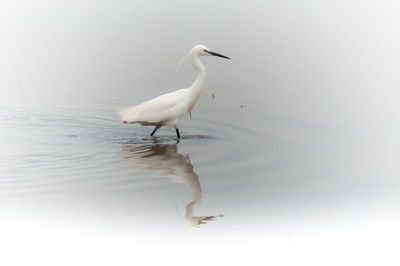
[120,44,230,138]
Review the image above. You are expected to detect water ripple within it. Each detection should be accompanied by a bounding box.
[0,104,272,214]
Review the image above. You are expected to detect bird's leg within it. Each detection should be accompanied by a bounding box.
[150,126,160,136]
[175,128,181,139]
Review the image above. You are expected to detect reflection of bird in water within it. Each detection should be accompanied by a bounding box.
[122,141,220,226]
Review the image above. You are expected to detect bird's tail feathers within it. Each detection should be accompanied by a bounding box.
[116,107,132,122]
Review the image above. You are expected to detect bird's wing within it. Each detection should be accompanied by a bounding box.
[120,89,189,124]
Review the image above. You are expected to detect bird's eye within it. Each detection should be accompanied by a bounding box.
[203,49,207,52]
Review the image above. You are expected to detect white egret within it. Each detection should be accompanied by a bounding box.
[120,44,230,138]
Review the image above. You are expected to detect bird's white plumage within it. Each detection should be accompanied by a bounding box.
[121,88,189,127]
[119,44,230,137]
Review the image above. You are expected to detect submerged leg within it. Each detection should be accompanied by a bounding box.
[175,128,181,139]
[150,126,160,136]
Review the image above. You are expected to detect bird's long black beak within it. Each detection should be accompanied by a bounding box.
[207,50,231,59]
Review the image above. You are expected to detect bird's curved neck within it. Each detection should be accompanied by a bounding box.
[190,54,207,92]
[191,53,205,73]
[187,54,207,113]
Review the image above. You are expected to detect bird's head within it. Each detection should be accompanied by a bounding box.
[191,45,231,59]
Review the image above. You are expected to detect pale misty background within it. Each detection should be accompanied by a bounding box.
[1,0,400,265]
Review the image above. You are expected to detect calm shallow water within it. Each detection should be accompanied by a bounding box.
[1,92,399,265]
[0,99,271,227]
[1,0,400,265]
[2,85,400,266]
[1,92,399,228]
